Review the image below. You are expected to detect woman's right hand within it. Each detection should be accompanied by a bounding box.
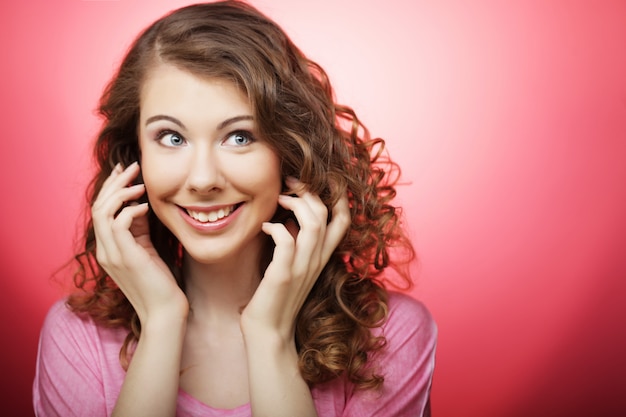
[91,162,189,324]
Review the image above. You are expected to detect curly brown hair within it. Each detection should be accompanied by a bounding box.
[68,0,414,390]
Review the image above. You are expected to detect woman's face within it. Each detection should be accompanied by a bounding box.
[138,63,282,265]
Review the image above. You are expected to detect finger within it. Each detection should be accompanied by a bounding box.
[281,179,334,275]
[281,178,330,233]
[96,162,140,205]
[284,177,328,220]
[261,222,295,285]
[92,184,146,269]
[100,203,150,272]
[91,184,144,254]
[95,162,141,205]
[277,193,325,230]
[98,162,123,192]
[128,202,151,238]
[321,191,351,260]
[110,202,150,247]
[93,184,146,221]
[277,194,325,272]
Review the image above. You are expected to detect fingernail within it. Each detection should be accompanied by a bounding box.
[285,176,298,184]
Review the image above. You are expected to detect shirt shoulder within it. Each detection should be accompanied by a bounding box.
[313,291,438,417]
[40,298,91,333]
[384,291,438,343]
[34,298,127,417]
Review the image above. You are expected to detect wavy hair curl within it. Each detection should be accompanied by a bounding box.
[68,0,414,390]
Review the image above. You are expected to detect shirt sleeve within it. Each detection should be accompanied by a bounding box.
[33,300,110,417]
[342,292,438,417]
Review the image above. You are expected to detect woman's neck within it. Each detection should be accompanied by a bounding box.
[182,246,264,326]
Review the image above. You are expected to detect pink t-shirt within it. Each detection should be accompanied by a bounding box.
[33,292,437,416]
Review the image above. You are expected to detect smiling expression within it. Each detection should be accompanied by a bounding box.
[138,64,282,266]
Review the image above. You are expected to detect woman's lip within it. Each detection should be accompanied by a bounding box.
[178,203,243,232]
[179,203,239,212]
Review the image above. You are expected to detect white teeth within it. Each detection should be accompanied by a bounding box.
[187,205,234,223]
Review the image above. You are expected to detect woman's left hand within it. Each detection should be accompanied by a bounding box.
[241,177,349,417]
[241,177,350,342]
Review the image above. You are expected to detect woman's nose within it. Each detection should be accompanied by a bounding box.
[186,145,225,193]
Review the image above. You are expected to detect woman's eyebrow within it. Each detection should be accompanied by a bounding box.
[144,114,253,130]
[218,115,254,129]
[145,115,186,128]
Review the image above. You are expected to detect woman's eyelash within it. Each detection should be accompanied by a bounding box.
[225,130,255,145]
[155,129,179,140]
[155,129,186,146]
[151,128,255,146]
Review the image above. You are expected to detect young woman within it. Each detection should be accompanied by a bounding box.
[33,1,437,416]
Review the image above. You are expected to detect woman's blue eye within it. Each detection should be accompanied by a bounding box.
[157,131,185,147]
[224,131,253,147]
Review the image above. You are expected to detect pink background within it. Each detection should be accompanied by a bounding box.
[2,0,625,416]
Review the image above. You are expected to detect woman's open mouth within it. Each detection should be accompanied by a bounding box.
[184,203,242,223]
